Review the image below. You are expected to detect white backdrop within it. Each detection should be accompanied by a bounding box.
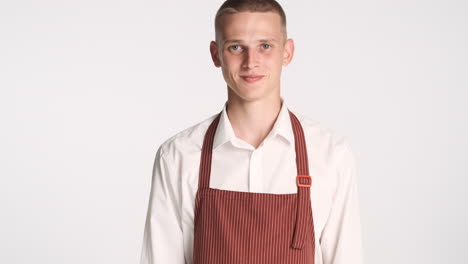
[2,0,467,263]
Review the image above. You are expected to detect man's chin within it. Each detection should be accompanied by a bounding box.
[230,88,271,102]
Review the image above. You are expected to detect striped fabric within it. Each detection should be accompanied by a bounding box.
[193,110,315,264]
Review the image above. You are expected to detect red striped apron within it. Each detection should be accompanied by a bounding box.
[193,110,315,264]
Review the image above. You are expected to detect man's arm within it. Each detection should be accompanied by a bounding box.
[140,146,185,264]
[320,141,364,264]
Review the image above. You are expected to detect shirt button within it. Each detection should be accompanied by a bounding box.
[249,148,263,192]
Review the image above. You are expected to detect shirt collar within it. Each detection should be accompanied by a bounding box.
[212,97,295,150]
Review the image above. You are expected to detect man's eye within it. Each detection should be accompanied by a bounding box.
[230,45,241,51]
[262,43,271,49]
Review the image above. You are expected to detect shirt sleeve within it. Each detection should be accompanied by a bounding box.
[140,146,186,264]
[320,141,364,264]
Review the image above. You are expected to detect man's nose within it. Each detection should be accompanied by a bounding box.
[242,48,259,69]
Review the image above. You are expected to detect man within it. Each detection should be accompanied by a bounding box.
[140,0,363,263]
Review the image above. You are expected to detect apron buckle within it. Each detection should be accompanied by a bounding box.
[296,175,312,187]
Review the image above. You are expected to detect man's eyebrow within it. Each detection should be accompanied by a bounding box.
[223,38,279,45]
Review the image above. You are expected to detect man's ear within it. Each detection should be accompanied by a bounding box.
[210,41,221,68]
[282,38,295,66]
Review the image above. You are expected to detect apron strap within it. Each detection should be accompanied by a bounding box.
[289,110,314,249]
[198,111,222,190]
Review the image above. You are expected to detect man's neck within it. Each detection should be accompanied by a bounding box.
[226,90,282,149]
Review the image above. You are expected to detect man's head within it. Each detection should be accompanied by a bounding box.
[210,0,294,102]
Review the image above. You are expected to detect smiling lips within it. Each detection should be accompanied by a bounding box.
[241,75,264,83]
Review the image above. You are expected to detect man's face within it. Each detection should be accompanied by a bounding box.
[210,11,294,102]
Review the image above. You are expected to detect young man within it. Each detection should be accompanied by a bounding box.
[140,0,363,263]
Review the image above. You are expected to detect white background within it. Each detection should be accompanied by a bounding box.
[2,0,467,263]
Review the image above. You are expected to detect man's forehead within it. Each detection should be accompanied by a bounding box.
[222,38,280,45]
[216,11,285,44]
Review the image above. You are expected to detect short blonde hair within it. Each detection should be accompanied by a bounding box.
[214,0,288,43]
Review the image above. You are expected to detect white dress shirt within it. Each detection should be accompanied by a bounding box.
[140,98,363,264]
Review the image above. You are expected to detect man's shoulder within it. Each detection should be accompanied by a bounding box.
[289,108,345,141]
[289,108,353,159]
[157,108,354,162]
[157,113,218,159]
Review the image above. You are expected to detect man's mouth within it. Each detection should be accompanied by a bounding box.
[241,75,264,83]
